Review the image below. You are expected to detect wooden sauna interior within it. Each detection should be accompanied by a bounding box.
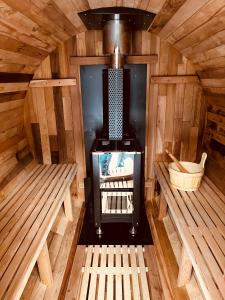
[0,0,224,299]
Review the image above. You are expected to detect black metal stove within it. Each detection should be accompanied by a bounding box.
[92,138,142,236]
[91,66,143,236]
[80,7,154,236]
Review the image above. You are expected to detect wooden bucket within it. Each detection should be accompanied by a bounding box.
[168,161,204,191]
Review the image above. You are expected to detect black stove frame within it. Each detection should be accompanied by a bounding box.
[91,139,142,235]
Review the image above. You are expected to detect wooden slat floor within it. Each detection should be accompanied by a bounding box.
[65,245,163,300]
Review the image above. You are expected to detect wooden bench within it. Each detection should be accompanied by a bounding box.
[154,162,225,300]
[0,162,77,300]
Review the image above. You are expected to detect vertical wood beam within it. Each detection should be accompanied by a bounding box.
[41,56,57,136]
[58,43,75,163]
[31,56,55,164]
[177,246,192,287]
[64,188,73,221]
[69,62,86,205]
[37,242,53,287]
[32,87,51,164]
[53,86,67,162]
[146,83,158,176]
[158,193,168,220]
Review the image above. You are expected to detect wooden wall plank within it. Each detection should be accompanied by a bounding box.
[0,0,222,86]
[58,43,75,162]
[2,0,70,41]
[69,63,86,202]
[126,55,158,64]
[0,34,49,60]
[158,0,210,39]
[0,99,24,113]
[167,0,225,45]
[177,8,225,54]
[53,86,67,163]
[31,87,51,164]
[0,1,58,49]
[201,78,225,88]
[150,0,187,34]
[0,86,29,185]
[0,49,41,68]
[203,94,225,194]
[0,82,29,93]
[40,56,57,138]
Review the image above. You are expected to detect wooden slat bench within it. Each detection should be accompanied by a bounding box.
[154,162,225,300]
[0,162,77,300]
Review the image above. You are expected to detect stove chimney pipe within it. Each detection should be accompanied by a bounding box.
[103,15,131,68]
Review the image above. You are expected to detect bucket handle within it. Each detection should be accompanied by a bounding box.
[199,152,207,168]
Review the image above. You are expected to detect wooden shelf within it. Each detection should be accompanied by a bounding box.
[70,55,158,66]
[29,78,76,88]
[151,75,199,84]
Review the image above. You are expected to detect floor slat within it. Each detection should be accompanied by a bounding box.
[75,245,152,300]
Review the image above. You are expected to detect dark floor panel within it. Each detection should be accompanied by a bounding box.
[78,205,153,245]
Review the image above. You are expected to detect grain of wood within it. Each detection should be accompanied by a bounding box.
[79,246,93,300]
[0,82,29,93]
[151,76,199,84]
[154,162,225,299]
[29,79,76,87]
[177,247,192,287]
[97,245,107,300]
[67,245,151,300]
[37,242,53,287]
[65,245,86,300]
[158,193,168,220]
[31,87,51,164]
[144,245,163,299]
[137,246,150,300]
[63,188,73,221]
[0,163,77,300]
[158,0,210,39]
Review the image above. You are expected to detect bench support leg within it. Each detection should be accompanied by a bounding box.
[177,246,192,287]
[37,242,53,287]
[158,193,168,220]
[64,188,73,221]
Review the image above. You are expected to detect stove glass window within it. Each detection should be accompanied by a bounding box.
[99,152,134,189]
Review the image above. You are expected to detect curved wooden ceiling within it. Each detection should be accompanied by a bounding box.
[0,0,225,79]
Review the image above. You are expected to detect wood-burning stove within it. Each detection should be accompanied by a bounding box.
[83,8,152,236]
[92,139,142,236]
[90,65,143,236]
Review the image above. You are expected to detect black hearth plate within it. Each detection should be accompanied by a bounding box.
[78,205,153,245]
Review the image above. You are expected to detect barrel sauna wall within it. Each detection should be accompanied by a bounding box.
[0,1,224,299]
[0,77,33,190]
[23,31,205,203]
